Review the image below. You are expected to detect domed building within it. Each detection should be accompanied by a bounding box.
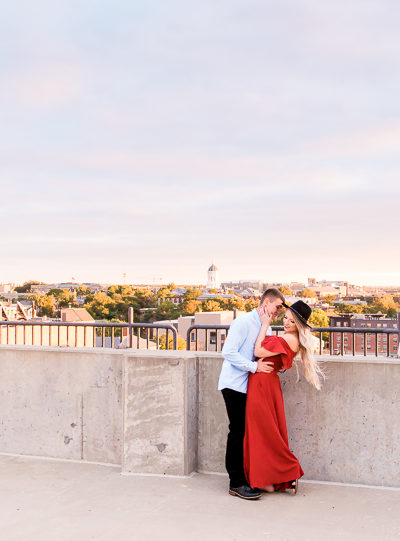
[207,263,220,290]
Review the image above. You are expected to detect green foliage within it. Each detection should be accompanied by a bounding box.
[14,281,42,293]
[183,288,203,301]
[28,293,56,317]
[334,302,364,314]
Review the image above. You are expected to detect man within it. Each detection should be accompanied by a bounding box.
[218,288,285,500]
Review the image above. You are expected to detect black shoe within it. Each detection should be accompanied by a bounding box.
[229,485,261,500]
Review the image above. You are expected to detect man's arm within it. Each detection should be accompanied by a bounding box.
[222,317,257,372]
[222,317,273,374]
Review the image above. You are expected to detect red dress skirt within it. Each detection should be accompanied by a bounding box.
[244,335,304,488]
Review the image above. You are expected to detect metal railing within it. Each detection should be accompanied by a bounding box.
[1,319,398,357]
[0,320,178,350]
[186,325,400,357]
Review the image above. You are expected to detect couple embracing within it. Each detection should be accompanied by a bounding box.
[218,288,323,500]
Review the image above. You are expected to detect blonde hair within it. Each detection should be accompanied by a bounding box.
[291,311,324,390]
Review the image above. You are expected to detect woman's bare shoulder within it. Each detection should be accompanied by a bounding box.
[281,333,299,353]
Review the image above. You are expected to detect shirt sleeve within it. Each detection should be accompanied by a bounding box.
[222,317,258,374]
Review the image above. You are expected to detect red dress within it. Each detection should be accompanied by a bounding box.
[244,335,304,488]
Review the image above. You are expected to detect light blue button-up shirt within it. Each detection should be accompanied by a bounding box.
[218,309,272,394]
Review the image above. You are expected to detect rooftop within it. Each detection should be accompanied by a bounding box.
[1,455,399,541]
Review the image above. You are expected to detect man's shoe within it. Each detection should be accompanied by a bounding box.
[229,485,260,500]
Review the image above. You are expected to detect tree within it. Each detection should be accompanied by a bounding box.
[322,295,336,305]
[158,334,186,350]
[366,294,399,316]
[225,296,246,311]
[84,292,117,319]
[29,293,56,317]
[308,309,329,328]
[300,288,317,298]
[183,300,201,315]
[245,299,258,312]
[279,285,292,295]
[203,300,222,312]
[183,288,203,301]
[14,281,42,293]
[57,290,78,308]
[40,295,56,317]
[76,285,90,296]
[153,300,181,321]
[308,309,330,345]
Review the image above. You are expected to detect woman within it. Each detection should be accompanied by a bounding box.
[243,300,323,494]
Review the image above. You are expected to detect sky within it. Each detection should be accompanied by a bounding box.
[1,1,400,287]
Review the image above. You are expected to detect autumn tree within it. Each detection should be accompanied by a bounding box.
[157,334,186,350]
[245,299,259,312]
[202,300,222,312]
[183,300,202,315]
[308,309,329,328]
[279,285,292,295]
[300,288,317,298]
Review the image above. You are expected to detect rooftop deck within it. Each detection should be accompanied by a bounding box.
[1,454,399,541]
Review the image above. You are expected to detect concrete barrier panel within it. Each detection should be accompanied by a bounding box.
[0,346,122,464]
[197,356,227,473]
[281,357,400,487]
[122,351,197,476]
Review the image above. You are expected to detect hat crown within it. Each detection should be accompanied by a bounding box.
[288,300,312,323]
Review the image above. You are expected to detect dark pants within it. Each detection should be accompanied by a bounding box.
[221,387,248,488]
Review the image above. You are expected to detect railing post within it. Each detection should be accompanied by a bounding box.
[128,307,134,348]
[397,311,400,357]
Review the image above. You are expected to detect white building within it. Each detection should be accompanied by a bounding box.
[207,264,220,290]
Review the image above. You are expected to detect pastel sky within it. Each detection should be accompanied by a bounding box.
[1,1,400,286]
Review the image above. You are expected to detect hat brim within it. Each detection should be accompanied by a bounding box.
[282,303,312,328]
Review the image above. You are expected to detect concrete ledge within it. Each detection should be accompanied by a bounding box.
[0,347,399,487]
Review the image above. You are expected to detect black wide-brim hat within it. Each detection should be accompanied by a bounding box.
[282,300,312,328]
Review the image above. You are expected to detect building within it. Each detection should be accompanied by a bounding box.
[207,264,220,290]
[0,301,35,321]
[330,313,399,355]
[60,308,94,322]
[178,310,245,351]
[0,283,15,294]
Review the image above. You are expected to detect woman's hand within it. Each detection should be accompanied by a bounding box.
[257,304,273,326]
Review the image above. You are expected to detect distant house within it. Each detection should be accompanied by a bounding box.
[237,288,262,299]
[61,308,94,322]
[0,301,35,321]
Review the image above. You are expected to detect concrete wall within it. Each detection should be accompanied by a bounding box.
[0,346,122,463]
[0,346,399,487]
[197,355,400,488]
[123,351,198,476]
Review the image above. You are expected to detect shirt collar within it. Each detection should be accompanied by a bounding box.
[251,308,261,325]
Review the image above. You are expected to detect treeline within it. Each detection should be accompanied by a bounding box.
[16,282,400,323]
[26,284,260,322]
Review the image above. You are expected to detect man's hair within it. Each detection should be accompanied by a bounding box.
[260,288,285,304]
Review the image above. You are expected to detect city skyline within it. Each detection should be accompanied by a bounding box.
[1,269,400,290]
[1,2,400,287]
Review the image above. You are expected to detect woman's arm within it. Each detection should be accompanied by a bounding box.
[254,307,281,358]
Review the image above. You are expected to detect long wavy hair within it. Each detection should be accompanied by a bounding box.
[290,311,324,390]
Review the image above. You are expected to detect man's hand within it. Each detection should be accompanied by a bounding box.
[256,359,274,373]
